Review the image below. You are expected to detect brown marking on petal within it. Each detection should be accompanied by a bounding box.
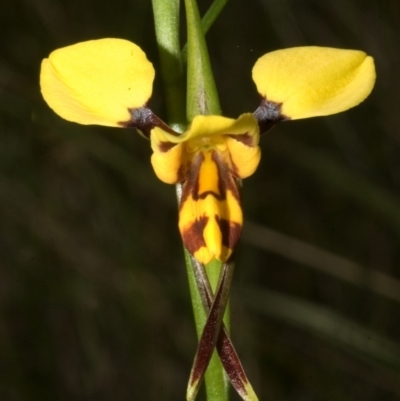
[212,151,241,202]
[228,133,253,147]
[179,152,204,207]
[212,151,228,200]
[179,150,243,262]
[216,217,242,250]
[181,216,208,255]
[180,151,241,206]
[228,158,240,179]
[176,163,186,183]
[158,141,176,152]
[191,151,241,202]
[253,97,289,134]
[212,151,242,201]
[190,151,226,201]
[196,191,221,200]
[118,106,179,138]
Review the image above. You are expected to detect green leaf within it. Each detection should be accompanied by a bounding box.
[182,0,229,61]
[242,286,400,370]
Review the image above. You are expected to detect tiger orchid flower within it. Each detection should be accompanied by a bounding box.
[40,38,376,401]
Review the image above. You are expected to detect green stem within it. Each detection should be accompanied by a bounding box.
[151,0,186,132]
[184,0,221,120]
[152,1,230,400]
[184,1,229,400]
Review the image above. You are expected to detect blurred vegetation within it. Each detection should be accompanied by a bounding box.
[1,0,400,400]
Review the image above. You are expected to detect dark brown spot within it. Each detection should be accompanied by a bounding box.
[158,141,176,152]
[118,106,179,138]
[181,216,208,255]
[253,97,289,134]
[216,217,242,250]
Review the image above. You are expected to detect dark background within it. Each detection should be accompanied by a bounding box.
[1,0,400,400]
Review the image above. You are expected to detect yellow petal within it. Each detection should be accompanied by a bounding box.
[154,113,260,144]
[40,38,155,127]
[225,137,261,179]
[252,46,376,120]
[150,141,184,184]
[178,151,243,264]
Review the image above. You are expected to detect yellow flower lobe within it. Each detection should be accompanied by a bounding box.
[40,38,155,127]
[252,46,376,120]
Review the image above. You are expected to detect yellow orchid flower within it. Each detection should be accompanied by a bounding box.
[40,38,375,265]
[151,113,260,264]
[40,38,376,401]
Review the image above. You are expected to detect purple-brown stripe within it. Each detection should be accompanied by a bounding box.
[181,216,208,255]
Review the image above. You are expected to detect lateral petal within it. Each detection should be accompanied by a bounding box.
[252,46,376,120]
[40,38,155,126]
[226,137,261,179]
[150,143,184,184]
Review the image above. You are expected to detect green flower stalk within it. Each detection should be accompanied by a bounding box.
[39,2,376,400]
